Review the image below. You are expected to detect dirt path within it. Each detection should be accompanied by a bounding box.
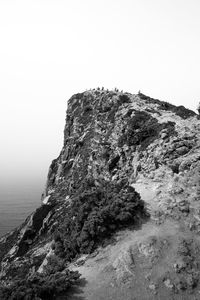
[63,182,200,300]
[133,181,161,215]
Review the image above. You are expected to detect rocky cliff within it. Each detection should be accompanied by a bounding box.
[1,89,200,299]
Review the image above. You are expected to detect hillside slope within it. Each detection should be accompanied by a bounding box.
[1,89,200,299]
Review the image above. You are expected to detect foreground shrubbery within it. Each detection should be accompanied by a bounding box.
[53,178,146,260]
[0,255,80,300]
[0,178,146,299]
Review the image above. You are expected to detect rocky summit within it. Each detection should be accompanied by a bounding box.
[1,89,200,299]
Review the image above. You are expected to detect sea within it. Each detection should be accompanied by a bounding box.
[0,180,43,238]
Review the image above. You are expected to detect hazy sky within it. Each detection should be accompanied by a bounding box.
[0,0,200,186]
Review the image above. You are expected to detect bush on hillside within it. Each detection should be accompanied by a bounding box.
[0,256,80,300]
[53,178,146,260]
[138,93,196,119]
[118,111,160,149]
[118,94,131,104]
[118,110,176,150]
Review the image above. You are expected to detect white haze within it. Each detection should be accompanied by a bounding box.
[0,0,200,186]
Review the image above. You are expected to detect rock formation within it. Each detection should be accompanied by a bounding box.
[1,89,200,299]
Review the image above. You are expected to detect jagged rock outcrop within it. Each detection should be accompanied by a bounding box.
[1,89,200,299]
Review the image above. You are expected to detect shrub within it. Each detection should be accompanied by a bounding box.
[54,178,146,260]
[174,105,196,119]
[44,255,66,275]
[118,110,176,150]
[118,111,159,149]
[53,238,65,258]
[118,94,131,104]
[138,93,196,119]
[0,256,80,300]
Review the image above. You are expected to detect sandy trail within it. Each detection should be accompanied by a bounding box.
[64,182,187,300]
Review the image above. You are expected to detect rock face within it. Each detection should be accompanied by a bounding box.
[1,89,200,299]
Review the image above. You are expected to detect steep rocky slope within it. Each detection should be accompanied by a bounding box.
[1,89,200,299]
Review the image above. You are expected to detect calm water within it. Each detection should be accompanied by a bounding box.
[0,181,43,237]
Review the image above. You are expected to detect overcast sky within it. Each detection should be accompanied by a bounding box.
[0,0,200,186]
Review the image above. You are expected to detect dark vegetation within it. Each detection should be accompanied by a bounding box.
[118,94,131,104]
[53,178,147,260]
[118,110,176,150]
[0,255,80,300]
[138,93,196,119]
